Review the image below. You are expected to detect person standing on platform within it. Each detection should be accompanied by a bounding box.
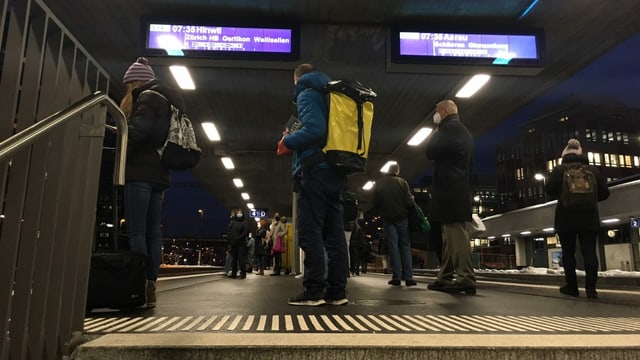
[544,138,609,299]
[270,215,287,276]
[371,163,417,287]
[278,63,348,306]
[425,99,476,295]
[349,221,364,276]
[254,220,269,275]
[227,209,249,279]
[120,57,184,308]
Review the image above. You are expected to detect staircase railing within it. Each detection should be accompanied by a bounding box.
[0,91,127,359]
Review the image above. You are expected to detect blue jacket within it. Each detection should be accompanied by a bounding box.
[283,71,331,177]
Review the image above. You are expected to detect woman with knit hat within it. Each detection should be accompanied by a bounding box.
[544,138,610,299]
[120,57,185,307]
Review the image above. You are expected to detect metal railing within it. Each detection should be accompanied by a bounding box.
[0,92,127,184]
[0,91,126,359]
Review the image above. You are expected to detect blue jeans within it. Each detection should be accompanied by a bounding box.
[383,218,413,281]
[296,168,348,298]
[124,182,164,281]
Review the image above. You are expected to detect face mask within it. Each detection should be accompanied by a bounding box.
[236,213,243,218]
[433,112,442,124]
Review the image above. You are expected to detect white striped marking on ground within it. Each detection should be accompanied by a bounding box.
[83,315,640,334]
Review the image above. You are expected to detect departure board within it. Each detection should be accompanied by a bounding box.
[390,28,545,68]
[142,21,299,60]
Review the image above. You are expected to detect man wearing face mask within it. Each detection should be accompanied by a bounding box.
[424,99,476,295]
[227,209,249,279]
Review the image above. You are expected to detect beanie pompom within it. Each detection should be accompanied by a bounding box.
[123,57,155,84]
[561,138,583,157]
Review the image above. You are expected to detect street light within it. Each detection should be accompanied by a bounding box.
[534,173,546,184]
[473,195,482,216]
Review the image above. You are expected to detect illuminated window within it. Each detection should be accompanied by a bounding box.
[634,156,640,167]
[604,153,610,167]
[610,154,618,168]
[619,155,625,168]
[601,130,607,143]
[593,152,601,166]
[625,155,632,168]
[547,160,554,171]
[608,131,614,143]
[623,133,629,144]
[616,132,622,142]
[516,167,524,180]
[587,152,594,165]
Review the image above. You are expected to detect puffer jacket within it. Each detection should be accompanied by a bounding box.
[283,70,331,177]
[126,79,185,189]
[425,114,474,223]
[545,153,610,232]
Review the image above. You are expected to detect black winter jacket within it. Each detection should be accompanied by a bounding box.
[425,114,473,223]
[371,173,414,222]
[227,216,249,247]
[544,153,610,233]
[126,79,185,189]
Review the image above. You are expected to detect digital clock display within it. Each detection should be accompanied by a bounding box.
[147,23,293,54]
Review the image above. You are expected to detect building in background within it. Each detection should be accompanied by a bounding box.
[496,102,640,213]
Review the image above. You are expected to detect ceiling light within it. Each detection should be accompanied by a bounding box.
[542,227,555,232]
[241,193,250,200]
[487,236,496,239]
[233,178,243,188]
[601,218,620,224]
[501,234,510,237]
[169,65,195,90]
[202,122,221,141]
[407,127,433,146]
[520,231,531,235]
[380,161,397,173]
[246,203,254,209]
[362,181,375,190]
[221,157,234,169]
[455,74,491,98]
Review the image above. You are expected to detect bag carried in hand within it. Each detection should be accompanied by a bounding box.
[560,163,598,209]
[467,213,486,237]
[408,201,431,234]
[322,80,377,174]
[142,89,201,171]
[272,235,285,253]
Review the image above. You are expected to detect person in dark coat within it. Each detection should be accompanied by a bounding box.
[120,57,185,308]
[349,222,364,275]
[424,99,476,295]
[371,163,417,286]
[544,138,610,299]
[254,220,269,275]
[227,209,249,279]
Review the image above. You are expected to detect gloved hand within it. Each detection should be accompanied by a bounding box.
[277,135,293,156]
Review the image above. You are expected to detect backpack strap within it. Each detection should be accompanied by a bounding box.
[140,89,169,103]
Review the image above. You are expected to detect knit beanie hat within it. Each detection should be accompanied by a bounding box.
[561,138,582,157]
[123,57,155,84]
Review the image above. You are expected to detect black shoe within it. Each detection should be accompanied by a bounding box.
[388,279,401,286]
[405,280,417,287]
[288,292,325,306]
[586,290,598,299]
[446,285,476,295]
[427,281,447,291]
[239,274,246,279]
[559,285,579,297]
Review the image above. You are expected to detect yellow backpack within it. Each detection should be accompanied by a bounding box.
[323,80,377,174]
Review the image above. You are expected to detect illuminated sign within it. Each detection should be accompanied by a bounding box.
[249,209,268,218]
[390,27,545,71]
[142,20,299,60]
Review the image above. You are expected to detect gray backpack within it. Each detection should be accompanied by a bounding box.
[560,163,598,209]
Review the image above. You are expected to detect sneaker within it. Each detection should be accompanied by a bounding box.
[324,297,349,306]
[288,292,326,306]
[405,280,417,287]
[388,279,401,286]
[145,280,156,308]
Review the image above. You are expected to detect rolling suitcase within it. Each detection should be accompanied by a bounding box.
[86,251,146,311]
